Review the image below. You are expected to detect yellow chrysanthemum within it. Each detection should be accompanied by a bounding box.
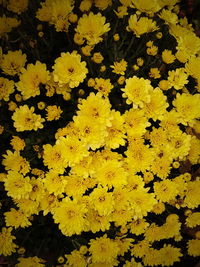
[94,159,128,189]
[44,170,67,196]
[56,136,89,167]
[45,105,63,121]
[76,12,110,45]
[77,92,112,126]
[0,77,15,101]
[10,136,25,151]
[0,227,17,256]
[187,239,200,257]
[4,208,31,228]
[12,105,45,131]
[36,0,74,32]
[131,0,161,13]
[0,15,20,37]
[93,78,113,96]
[89,235,119,264]
[110,59,127,75]
[43,143,67,173]
[127,14,159,37]
[105,110,126,149]
[154,179,179,203]
[53,51,88,88]
[52,198,88,236]
[168,68,188,90]
[183,180,200,208]
[121,76,153,108]
[89,187,115,216]
[2,150,30,175]
[142,87,169,121]
[0,50,26,76]
[16,256,45,267]
[6,0,28,14]
[186,212,200,228]
[73,115,106,150]
[173,93,200,125]
[4,171,32,199]
[123,109,150,137]
[16,61,50,100]
[162,49,176,64]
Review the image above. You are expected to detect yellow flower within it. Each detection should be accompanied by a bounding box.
[149,68,161,79]
[93,78,113,96]
[77,92,112,126]
[173,93,200,125]
[185,56,200,81]
[159,9,178,24]
[89,235,119,264]
[129,188,157,218]
[53,51,88,88]
[162,49,175,64]
[74,115,106,150]
[10,136,25,151]
[183,181,200,208]
[129,218,149,235]
[131,0,161,14]
[147,45,158,56]
[16,256,45,267]
[0,50,26,76]
[94,0,112,10]
[89,187,115,216]
[91,52,104,64]
[115,5,128,18]
[64,174,89,198]
[123,109,150,136]
[45,105,63,121]
[76,12,110,45]
[2,150,30,175]
[4,208,31,228]
[4,171,32,199]
[79,0,92,12]
[186,212,200,228]
[65,250,87,267]
[0,77,15,101]
[154,180,179,203]
[111,59,127,75]
[44,170,67,196]
[36,0,74,32]
[81,45,93,56]
[121,76,153,108]
[42,143,68,173]
[187,136,200,164]
[168,68,188,90]
[12,105,45,131]
[105,110,126,149]
[142,87,169,121]
[14,198,39,216]
[94,159,128,189]
[87,208,110,233]
[187,239,200,256]
[0,227,17,256]
[127,14,159,37]
[125,141,154,173]
[158,244,182,266]
[52,198,88,236]
[0,15,20,37]
[56,136,89,167]
[6,0,28,14]
[16,61,50,100]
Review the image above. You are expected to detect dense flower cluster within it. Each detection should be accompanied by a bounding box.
[0,0,200,266]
